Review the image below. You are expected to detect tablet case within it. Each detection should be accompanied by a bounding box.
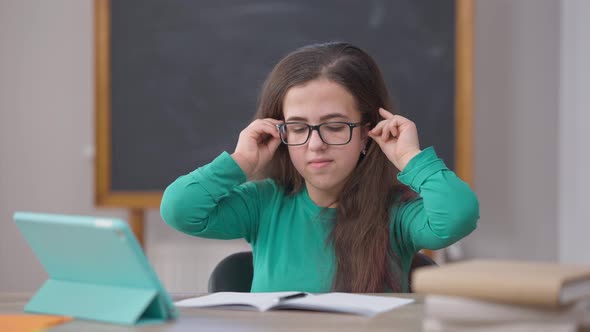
[14,212,178,325]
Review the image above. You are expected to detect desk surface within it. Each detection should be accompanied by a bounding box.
[0,293,424,331]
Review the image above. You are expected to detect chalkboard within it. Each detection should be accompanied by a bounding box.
[95,0,473,208]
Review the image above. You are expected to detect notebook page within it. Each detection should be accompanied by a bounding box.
[175,292,303,311]
[277,293,414,317]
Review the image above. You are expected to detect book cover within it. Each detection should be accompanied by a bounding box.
[412,259,590,308]
[424,295,590,323]
[422,318,577,332]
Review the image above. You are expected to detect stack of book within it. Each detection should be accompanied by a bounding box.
[412,260,590,332]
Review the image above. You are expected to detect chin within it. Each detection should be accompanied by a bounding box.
[305,176,346,193]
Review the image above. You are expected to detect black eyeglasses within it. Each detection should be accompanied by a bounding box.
[276,121,361,146]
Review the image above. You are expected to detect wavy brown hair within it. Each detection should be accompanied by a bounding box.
[254,42,412,292]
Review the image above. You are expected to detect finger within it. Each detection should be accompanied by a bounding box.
[369,132,385,147]
[258,120,281,137]
[381,120,392,141]
[391,115,417,136]
[386,115,414,134]
[248,121,279,142]
[369,119,388,136]
[264,119,286,138]
[387,120,399,138]
[253,118,281,128]
[390,114,416,129]
[263,121,281,138]
[261,118,282,125]
[391,114,411,123]
[266,134,282,153]
[259,128,281,145]
[378,108,395,119]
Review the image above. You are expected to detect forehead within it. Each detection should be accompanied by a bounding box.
[283,79,359,121]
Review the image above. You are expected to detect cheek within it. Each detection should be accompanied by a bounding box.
[287,147,306,171]
[337,145,363,168]
[347,134,364,154]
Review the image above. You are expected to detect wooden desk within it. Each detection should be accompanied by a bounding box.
[0,293,424,331]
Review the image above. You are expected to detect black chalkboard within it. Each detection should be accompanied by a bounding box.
[97,0,471,207]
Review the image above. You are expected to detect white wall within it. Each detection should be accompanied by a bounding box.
[461,0,560,261]
[461,0,590,264]
[559,0,590,264]
[1,0,588,292]
[0,0,108,291]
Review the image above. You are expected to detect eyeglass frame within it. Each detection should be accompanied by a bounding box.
[275,121,362,146]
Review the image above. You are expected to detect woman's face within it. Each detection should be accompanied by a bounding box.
[282,78,368,202]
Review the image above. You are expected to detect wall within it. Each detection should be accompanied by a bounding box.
[461,0,560,261]
[559,0,590,264]
[0,0,248,293]
[0,0,105,291]
[1,0,588,292]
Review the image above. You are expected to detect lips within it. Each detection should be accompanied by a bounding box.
[308,158,333,168]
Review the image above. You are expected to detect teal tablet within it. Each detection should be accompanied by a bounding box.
[14,212,178,325]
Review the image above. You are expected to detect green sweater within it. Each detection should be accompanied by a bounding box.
[160,147,479,293]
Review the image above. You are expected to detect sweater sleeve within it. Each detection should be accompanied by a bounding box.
[160,151,264,243]
[390,147,480,254]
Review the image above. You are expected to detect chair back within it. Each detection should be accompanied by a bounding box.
[208,251,253,293]
[408,252,437,292]
[208,251,437,293]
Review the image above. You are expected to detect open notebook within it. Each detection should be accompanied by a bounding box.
[175,292,414,317]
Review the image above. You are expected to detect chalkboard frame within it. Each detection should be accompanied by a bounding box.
[94,0,474,209]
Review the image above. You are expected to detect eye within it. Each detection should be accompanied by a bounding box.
[287,124,308,133]
[324,123,347,132]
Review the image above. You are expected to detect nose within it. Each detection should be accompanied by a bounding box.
[307,128,327,151]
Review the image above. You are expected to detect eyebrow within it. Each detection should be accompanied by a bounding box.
[285,113,351,122]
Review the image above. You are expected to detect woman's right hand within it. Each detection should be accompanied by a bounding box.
[231,118,282,177]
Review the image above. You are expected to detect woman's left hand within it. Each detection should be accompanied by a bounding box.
[368,108,421,171]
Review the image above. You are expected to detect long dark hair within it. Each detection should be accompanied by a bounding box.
[255,42,412,292]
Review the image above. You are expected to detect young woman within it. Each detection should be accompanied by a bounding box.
[160,42,479,293]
